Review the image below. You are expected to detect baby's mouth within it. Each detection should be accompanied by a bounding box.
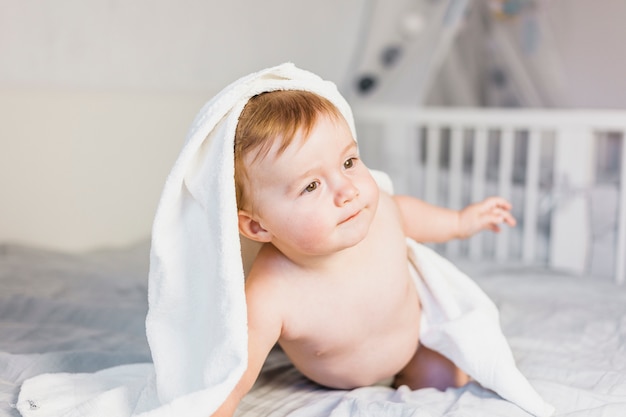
[339,209,362,225]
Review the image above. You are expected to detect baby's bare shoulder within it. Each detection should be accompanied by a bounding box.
[245,244,299,300]
[244,245,295,337]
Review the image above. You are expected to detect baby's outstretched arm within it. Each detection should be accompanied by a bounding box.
[393,194,516,243]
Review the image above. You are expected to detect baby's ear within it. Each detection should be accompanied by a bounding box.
[238,211,272,243]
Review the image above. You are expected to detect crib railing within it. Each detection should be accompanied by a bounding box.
[353,106,626,284]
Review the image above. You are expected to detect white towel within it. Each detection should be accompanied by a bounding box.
[17,63,553,417]
[407,240,555,417]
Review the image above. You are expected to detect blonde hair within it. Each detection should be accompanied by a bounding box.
[234,90,343,210]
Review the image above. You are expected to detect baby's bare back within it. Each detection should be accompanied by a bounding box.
[273,194,422,389]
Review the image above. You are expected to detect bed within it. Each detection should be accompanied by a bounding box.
[2,105,626,416]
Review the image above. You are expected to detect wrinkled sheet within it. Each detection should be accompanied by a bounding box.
[1,243,626,416]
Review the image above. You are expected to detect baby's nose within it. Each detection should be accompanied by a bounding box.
[335,179,359,206]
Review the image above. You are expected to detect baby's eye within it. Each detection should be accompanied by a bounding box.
[304,181,319,193]
[344,158,356,169]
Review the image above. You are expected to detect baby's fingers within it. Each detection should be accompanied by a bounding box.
[492,207,517,227]
[499,209,516,227]
[483,196,512,211]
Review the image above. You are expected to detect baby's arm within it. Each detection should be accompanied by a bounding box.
[393,194,516,243]
[211,276,282,417]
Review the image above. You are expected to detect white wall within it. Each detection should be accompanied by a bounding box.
[0,0,366,92]
[546,0,626,109]
[0,89,207,250]
[0,0,366,251]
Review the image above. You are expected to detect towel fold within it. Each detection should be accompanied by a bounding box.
[17,63,553,417]
[407,240,555,417]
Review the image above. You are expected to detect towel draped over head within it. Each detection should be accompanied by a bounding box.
[145,63,357,415]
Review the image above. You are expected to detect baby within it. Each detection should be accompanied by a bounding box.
[214,89,516,416]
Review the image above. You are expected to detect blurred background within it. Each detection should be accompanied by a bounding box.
[1,0,624,251]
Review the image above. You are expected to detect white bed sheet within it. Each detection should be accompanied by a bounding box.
[1,243,626,416]
[0,243,152,416]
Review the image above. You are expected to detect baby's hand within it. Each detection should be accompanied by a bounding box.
[458,196,516,239]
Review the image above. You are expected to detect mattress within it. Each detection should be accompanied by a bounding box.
[1,242,625,416]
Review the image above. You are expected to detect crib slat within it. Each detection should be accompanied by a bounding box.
[448,127,464,208]
[522,129,541,263]
[550,127,594,274]
[446,127,464,258]
[407,126,422,196]
[470,127,488,260]
[616,131,626,284]
[496,128,514,262]
[425,125,441,205]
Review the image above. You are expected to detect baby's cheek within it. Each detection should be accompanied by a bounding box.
[298,218,327,240]
[293,213,331,245]
[363,176,380,206]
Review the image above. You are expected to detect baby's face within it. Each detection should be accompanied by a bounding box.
[243,114,379,257]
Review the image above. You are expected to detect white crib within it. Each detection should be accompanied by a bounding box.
[354,106,626,283]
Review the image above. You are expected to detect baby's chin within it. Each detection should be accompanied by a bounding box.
[337,209,375,250]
